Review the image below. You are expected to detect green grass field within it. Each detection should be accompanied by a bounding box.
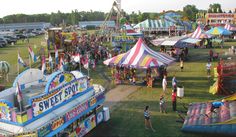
[0,35,108,87]
[0,36,47,86]
[0,35,235,137]
[0,36,46,72]
[86,42,236,137]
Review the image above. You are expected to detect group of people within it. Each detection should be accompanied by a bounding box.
[111,66,168,87]
[45,32,115,73]
[161,75,178,112]
[144,75,179,132]
[112,67,137,85]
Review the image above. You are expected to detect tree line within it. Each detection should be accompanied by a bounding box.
[0,3,234,25]
[0,10,162,25]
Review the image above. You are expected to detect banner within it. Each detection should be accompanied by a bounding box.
[112,36,135,43]
[208,13,234,18]
[36,92,104,136]
[65,101,89,122]
[31,77,88,117]
[51,117,65,131]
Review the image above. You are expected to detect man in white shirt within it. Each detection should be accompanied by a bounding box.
[206,61,212,78]
[162,76,167,93]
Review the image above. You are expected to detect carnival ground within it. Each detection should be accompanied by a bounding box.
[0,35,235,137]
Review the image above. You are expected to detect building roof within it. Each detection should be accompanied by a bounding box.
[78,21,115,28]
[0,22,51,31]
[164,12,182,18]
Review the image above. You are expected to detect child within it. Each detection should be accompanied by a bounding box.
[144,106,156,132]
[205,99,229,118]
[160,95,167,113]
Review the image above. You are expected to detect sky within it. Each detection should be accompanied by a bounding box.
[0,0,235,18]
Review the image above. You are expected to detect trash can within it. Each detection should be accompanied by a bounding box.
[103,107,110,122]
[177,86,184,98]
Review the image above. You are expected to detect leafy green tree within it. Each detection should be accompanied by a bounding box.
[129,11,138,24]
[137,11,144,22]
[183,5,199,21]
[208,3,222,13]
[149,13,158,20]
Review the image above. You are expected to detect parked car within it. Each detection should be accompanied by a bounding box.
[3,35,17,44]
[26,33,36,37]
[15,34,27,39]
[0,40,7,47]
[0,38,8,45]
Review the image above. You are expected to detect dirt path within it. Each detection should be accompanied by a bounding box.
[103,85,141,111]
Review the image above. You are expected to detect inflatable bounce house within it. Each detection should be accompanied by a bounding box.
[182,94,236,136]
[0,69,107,137]
[209,59,236,95]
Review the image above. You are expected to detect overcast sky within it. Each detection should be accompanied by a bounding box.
[0,0,235,18]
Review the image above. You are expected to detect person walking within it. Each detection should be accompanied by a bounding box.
[162,75,167,93]
[144,106,156,132]
[159,95,167,113]
[171,89,177,111]
[180,60,184,72]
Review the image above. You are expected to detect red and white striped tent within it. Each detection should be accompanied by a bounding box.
[104,38,175,69]
[122,23,143,36]
[224,23,236,31]
[188,26,212,39]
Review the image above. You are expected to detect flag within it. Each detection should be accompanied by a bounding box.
[54,45,59,64]
[73,53,80,63]
[18,52,27,67]
[59,57,64,71]
[48,53,53,69]
[28,46,37,62]
[16,82,23,103]
[92,60,96,69]
[41,55,46,74]
[83,55,89,69]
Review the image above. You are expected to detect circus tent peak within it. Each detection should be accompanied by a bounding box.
[104,38,175,69]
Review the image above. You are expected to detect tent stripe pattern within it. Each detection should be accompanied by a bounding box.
[103,38,175,69]
[225,24,231,30]
[224,23,236,31]
[191,26,202,39]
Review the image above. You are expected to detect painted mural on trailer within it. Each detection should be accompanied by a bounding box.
[47,72,76,93]
[36,93,105,137]
[0,101,12,121]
